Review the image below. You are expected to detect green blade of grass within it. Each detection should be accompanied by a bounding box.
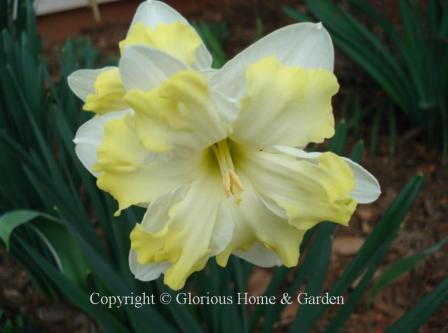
[368,236,448,302]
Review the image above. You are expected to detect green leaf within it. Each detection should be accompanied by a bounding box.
[221,303,244,333]
[350,140,364,163]
[369,236,448,302]
[230,257,250,333]
[194,21,228,69]
[329,120,347,155]
[288,223,334,333]
[15,236,129,333]
[0,209,90,286]
[157,282,205,333]
[29,220,90,287]
[249,267,288,330]
[282,6,311,22]
[384,277,448,333]
[369,108,382,154]
[0,209,55,250]
[65,225,176,333]
[255,229,317,331]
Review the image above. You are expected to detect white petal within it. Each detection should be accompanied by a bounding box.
[119,45,187,92]
[274,145,321,159]
[238,148,356,229]
[216,178,305,268]
[73,110,130,176]
[194,44,213,70]
[67,67,115,101]
[212,22,334,99]
[128,0,212,70]
[342,158,381,204]
[141,186,189,232]
[131,170,227,290]
[211,90,240,124]
[94,113,206,213]
[125,70,230,153]
[129,250,169,281]
[130,0,188,30]
[210,202,234,256]
[200,68,218,79]
[234,243,282,267]
[204,68,241,124]
[275,146,381,204]
[230,57,337,149]
[258,194,287,219]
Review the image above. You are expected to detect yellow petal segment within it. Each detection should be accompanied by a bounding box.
[236,147,356,230]
[232,56,339,149]
[93,113,146,173]
[119,22,201,66]
[130,157,225,290]
[125,70,228,153]
[83,68,127,114]
[93,113,204,215]
[216,177,305,268]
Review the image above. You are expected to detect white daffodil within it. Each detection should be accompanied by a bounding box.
[68,0,380,290]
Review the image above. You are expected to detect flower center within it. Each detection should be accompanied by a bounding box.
[211,140,244,203]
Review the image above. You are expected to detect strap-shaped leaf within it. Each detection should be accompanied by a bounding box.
[384,277,448,333]
[369,236,448,302]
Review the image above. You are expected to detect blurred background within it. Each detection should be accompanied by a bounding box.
[0,1,447,332]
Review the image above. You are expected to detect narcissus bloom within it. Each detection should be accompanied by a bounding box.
[68,0,380,290]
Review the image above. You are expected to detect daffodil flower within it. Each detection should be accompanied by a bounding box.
[68,0,380,290]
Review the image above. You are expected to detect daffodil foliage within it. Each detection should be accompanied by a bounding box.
[68,0,380,290]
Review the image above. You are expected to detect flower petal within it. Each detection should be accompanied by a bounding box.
[129,251,169,281]
[343,158,381,203]
[124,0,211,68]
[68,67,114,101]
[234,146,357,230]
[128,185,187,282]
[93,113,205,214]
[130,0,187,27]
[203,68,241,123]
[129,176,233,283]
[234,243,282,267]
[216,178,305,268]
[73,110,130,175]
[130,163,228,290]
[231,56,338,149]
[125,70,231,153]
[275,146,381,204]
[119,45,187,92]
[82,67,128,114]
[212,22,333,98]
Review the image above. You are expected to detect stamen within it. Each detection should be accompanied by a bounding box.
[223,170,231,197]
[229,170,244,192]
[212,140,244,202]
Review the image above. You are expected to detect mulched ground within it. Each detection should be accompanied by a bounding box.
[1,1,447,332]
